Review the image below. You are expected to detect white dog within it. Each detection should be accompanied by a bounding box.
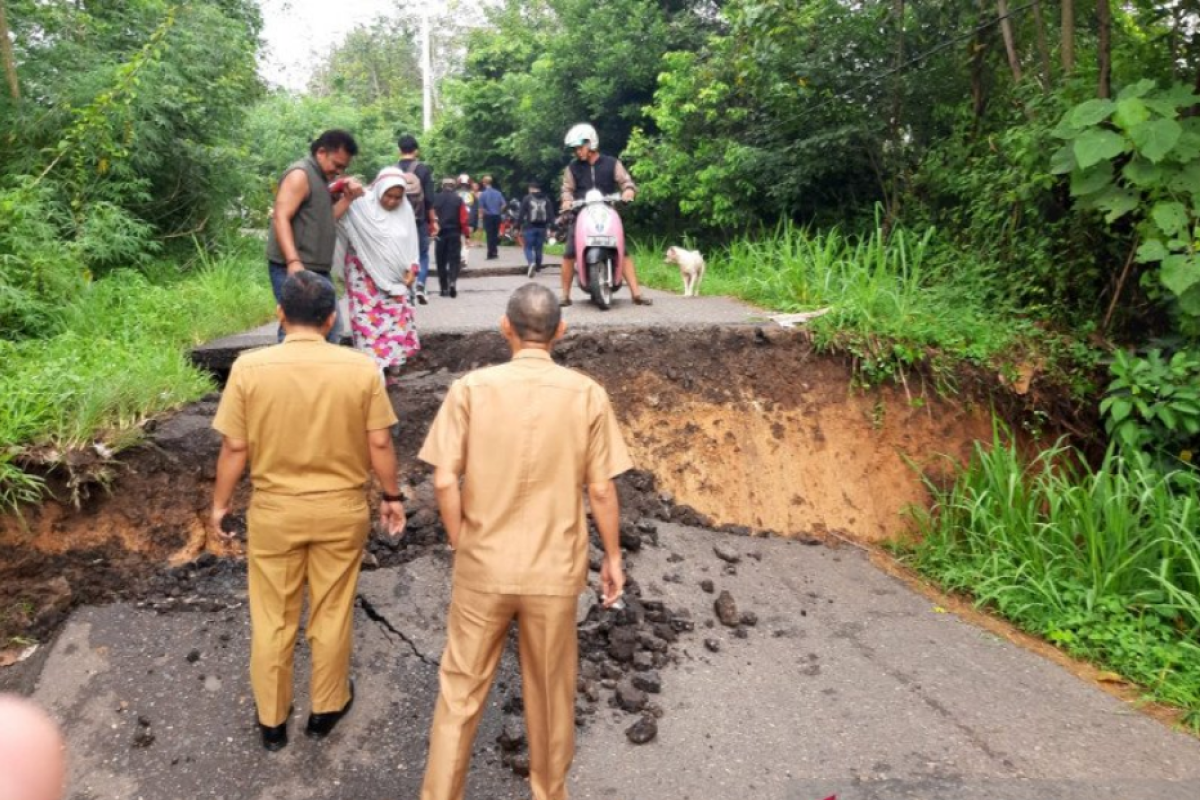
[665,246,706,297]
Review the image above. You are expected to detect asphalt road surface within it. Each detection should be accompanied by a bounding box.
[26,523,1200,800]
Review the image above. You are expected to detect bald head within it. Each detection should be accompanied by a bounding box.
[0,695,65,800]
[505,283,562,344]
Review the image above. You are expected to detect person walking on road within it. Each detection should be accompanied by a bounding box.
[266,129,364,342]
[558,123,652,307]
[337,167,422,384]
[432,177,472,298]
[210,271,407,753]
[397,134,439,305]
[477,175,505,260]
[517,179,551,278]
[417,283,632,800]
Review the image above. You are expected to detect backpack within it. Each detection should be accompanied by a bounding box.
[398,159,424,212]
[529,196,548,225]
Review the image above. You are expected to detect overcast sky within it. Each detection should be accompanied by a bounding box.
[258,0,402,92]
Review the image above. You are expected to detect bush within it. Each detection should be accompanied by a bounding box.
[907,434,1200,722]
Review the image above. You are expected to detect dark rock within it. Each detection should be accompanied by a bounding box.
[580,661,601,681]
[666,552,685,563]
[625,716,657,745]
[714,591,740,627]
[632,671,662,694]
[506,752,531,776]
[498,718,527,753]
[632,652,654,671]
[740,611,758,627]
[619,523,642,553]
[406,508,438,530]
[185,649,201,664]
[635,519,658,534]
[669,609,695,633]
[601,662,624,681]
[733,627,749,639]
[722,563,738,576]
[713,543,741,564]
[704,638,721,653]
[615,679,648,713]
[651,624,677,644]
[699,579,715,594]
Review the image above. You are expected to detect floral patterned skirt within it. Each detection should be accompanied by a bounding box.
[344,251,420,371]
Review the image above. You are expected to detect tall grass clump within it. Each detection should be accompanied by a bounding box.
[632,220,1023,383]
[0,246,273,513]
[906,432,1200,722]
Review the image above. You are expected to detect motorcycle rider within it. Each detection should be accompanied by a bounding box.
[558,123,652,307]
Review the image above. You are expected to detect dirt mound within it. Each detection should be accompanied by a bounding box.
[2,326,1005,646]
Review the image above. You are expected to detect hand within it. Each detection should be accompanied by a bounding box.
[345,178,366,200]
[600,553,625,608]
[210,506,234,542]
[621,189,635,203]
[380,500,407,537]
[429,221,440,237]
[286,259,305,275]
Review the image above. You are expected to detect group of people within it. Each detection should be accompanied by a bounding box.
[265,124,655,388]
[222,123,642,799]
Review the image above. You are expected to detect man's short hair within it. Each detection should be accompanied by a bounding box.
[281,271,337,327]
[441,176,457,188]
[311,129,359,157]
[506,284,561,343]
[528,179,542,190]
[398,134,419,154]
[481,175,493,186]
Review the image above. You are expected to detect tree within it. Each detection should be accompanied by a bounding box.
[0,0,18,100]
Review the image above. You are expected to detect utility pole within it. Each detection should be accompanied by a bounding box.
[421,8,432,131]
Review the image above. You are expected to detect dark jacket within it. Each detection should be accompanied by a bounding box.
[398,157,435,221]
[517,192,551,229]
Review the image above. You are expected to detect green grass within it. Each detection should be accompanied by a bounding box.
[0,242,274,512]
[902,433,1200,724]
[631,221,1039,386]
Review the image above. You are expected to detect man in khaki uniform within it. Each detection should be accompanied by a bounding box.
[419,283,632,800]
[210,271,406,752]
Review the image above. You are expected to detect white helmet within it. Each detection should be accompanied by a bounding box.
[564,123,599,151]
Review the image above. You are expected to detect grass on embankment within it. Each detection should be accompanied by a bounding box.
[0,245,274,512]
[901,435,1200,727]
[630,222,1069,388]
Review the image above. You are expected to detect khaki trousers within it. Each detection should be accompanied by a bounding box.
[247,490,369,727]
[421,586,579,800]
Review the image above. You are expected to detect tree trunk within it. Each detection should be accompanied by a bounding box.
[1097,0,1111,98]
[890,0,905,137]
[0,0,19,101]
[1061,0,1075,73]
[996,0,1022,84]
[1031,0,1053,90]
[970,0,991,133]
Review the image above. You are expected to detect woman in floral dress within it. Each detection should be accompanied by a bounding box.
[338,167,422,383]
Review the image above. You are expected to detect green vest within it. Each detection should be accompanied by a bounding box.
[266,156,336,272]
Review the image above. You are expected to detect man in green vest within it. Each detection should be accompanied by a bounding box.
[266,129,363,343]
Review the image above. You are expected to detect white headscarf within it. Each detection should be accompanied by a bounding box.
[336,167,420,296]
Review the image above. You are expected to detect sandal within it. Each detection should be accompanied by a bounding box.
[632,294,654,306]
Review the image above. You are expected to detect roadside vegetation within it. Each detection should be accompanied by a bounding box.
[3,0,1200,724]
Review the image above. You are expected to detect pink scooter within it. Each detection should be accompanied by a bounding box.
[571,190,626,310]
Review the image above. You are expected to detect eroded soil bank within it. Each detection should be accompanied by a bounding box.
[1,326,1007,647]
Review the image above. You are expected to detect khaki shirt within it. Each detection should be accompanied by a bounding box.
[213,333,398,495]
[419,349,633,596]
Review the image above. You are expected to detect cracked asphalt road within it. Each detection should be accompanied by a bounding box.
[26,524,1200,800]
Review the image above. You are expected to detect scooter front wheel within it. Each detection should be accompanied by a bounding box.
[588,259,614,310]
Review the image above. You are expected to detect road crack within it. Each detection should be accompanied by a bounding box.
[356,594,441,668]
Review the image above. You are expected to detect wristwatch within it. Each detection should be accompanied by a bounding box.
[381,492,403,502]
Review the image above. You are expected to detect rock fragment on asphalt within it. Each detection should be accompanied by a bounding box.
[615,679,648,712]
[714,591,740,627]
[625,716,658,745]
[713,543,741,564]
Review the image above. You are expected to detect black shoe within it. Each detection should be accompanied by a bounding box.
[259,707,292,752]
[305,680,354,740]
[559,297,572,307]
[449,285,457,298]
[260,721,287,751]
[440,290,449,297]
